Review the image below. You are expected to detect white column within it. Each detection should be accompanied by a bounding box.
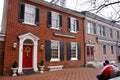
[18,40,23,74]
[33,40,38,72]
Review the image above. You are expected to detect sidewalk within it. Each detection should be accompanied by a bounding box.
[0,67,100,80]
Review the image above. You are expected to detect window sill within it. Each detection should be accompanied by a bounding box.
[70,31,77,34]
[71,58,78,61]
[50,58,60,62]
[22,22,37,26]
[50,27,61,30]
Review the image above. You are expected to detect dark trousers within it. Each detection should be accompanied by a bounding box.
[96,74,107,80]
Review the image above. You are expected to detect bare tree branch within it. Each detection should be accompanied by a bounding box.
[96,1,120,13]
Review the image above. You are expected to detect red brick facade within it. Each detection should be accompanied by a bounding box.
[0,41,4,74]
[3,0,85,75]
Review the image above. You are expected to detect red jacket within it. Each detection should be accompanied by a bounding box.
[101,65,114,77]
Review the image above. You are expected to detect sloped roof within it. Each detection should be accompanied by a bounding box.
[28,0,84,18]
[80,11,120,28]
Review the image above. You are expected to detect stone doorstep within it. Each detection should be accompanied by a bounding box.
[48,65,63,71]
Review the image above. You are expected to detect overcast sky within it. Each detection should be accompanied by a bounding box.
[44,0,120,22]
[0,0,119,28]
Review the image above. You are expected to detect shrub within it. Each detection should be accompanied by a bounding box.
[12,61,18,68]
[40,60,44,66]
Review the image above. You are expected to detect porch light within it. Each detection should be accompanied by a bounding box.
[40,44,44,50]
[13,42,17,49]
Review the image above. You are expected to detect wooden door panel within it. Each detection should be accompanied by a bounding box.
[23,45,33,68]
[86,46,94,61]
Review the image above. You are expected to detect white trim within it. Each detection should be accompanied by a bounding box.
[22,22,37,26]
[86,44,95,46]
[18,32,39,74]
[85,17,120,30]
[97,38,116,45]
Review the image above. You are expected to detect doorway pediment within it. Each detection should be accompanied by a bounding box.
[18,32,39,40]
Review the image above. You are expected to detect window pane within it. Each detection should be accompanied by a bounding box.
[51,12,60,29]
[103,45,106,54]
[51,40,60,59]
[70,17,77,32]
[87,22,91,33]
[24,4,35,24]
[71,42,77,58]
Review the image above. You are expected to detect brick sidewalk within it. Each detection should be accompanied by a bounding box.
[0,67,100,80]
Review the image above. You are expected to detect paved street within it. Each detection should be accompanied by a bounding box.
[0,67,100,80]
[0,63,120,80]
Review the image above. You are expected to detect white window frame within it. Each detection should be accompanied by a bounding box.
[71,42,78,60]
[87,21,96,34]
[51,11,60,30]
[70,17,77,33]
[50,40,60,61]
[23,4,36,26]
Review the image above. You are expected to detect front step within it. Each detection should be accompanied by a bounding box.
[19,69,38,75]
[85,61,96,68]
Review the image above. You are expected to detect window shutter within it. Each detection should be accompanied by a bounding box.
[77,43,81,60]
[68,17,71,31]
[48,11,51,28]
[76,20,79,32]
[67,42,71,60]
[59,15,62,30]
[19,3,25,22]
[35,7,39,26]
[46,40,51,61]
[60,42,64,61]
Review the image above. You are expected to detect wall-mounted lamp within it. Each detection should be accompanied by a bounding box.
[13,42,17,49]
[40,44,44,50]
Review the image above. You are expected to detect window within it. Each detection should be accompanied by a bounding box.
[100,26,105,36]
[117,31,120,39]
[51,40,60,61]
[68,17,79,33]
[46,40,64,61]
[103,45,106,55]
[97,25,100,35]
[87,21,96,34]
[19,3,39,26]
[98,25,105,36]
[111,46,114,54]
[110,29,113,38]
[71,42,77,60]
[48,11,62,30]
[67,42,81,60]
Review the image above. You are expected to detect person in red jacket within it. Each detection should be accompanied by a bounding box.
[96,60,114,80]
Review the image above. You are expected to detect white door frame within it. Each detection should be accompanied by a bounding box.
[18,32,39,74]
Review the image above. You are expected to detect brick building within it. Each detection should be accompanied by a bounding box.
[0,0,85,75]
[81,11,120,67]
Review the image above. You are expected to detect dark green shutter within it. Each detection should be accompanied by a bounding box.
[68,17,71,31]
[35,7,39,25]
[19,3,25,22]
[76,20,79,32]
[77,43,81,60]
[59,15,62,30]
[60,42,64,61]
[67,42,71,60]
[46,40,51,61]
[48,11,51,28]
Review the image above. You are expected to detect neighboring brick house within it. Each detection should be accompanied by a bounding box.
[1,0,85,75]
[81,11,120,67]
